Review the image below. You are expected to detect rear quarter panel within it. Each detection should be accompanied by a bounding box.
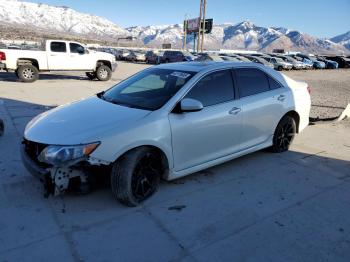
[0,49,48,70]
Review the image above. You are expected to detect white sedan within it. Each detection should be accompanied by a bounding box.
[21,62,311,206]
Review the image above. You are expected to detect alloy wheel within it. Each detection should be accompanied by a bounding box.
[276,121,295,151]
[131,152,160,201]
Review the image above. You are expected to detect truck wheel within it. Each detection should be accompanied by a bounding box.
[111,147,162,207]
[86,72,96,80]
[96,65,111,81]
[17,64,39,83]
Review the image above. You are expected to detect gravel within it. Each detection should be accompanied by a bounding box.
[283,69,350,119]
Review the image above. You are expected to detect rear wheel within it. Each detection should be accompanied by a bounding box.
[17,64,39,83]
[96,65,111,81]
[111,147,162,207]
[271,115,296,153]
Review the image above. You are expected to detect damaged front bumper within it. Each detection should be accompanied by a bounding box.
[21,143,90,197]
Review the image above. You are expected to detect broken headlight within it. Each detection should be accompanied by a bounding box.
[38,142,100,166]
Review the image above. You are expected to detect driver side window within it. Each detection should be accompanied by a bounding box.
[185,70,235,107]
[69,43,84,54]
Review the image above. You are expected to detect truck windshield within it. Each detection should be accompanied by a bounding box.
[100,68,196,110]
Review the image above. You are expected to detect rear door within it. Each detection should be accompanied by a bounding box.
[234,67,289,149]
[47,41,69,70]
[169,69,243,171]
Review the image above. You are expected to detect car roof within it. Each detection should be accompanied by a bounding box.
[155,61,268,73]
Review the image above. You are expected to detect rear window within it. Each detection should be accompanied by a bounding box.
[267,76,282,90]
[235,68,270,97]
[50,42,67,53]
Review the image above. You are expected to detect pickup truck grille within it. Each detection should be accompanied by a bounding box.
[22,139,50,168]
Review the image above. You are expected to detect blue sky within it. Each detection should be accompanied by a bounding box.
[27,0,350,37]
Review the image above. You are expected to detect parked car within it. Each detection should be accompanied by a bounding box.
[220,55,241,62]
[220,53,251,62]
[0,40,117,82]
[287,55,313,69]
[160,50,194,63]
[125,51,146,62]
[325,56,350,68]
[295,54,325,69]
[21,62,310,206]
[316,56,338,69]
[244,55,274,69]
[273,55,305,70]
[145,50,163,64]
[195,53,224,62]
[262,56,293,70]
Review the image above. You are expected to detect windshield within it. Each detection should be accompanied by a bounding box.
[100,68,196,110]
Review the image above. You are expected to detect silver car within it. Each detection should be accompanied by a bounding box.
[21,62,311,206]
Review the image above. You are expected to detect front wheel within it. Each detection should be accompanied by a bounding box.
[111,147,162,207]
[96,65,112,81]
[271,115,296,153]
[17,64,39,83]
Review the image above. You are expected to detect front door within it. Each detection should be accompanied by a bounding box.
[169,69,243,171]
[67,43,94,70]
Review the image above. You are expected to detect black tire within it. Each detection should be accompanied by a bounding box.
[271,115,296,153]
[96,65,111,81]
[277,66,283,71]
[111,147,162,207]
[86,72,96,80]
[165,59,170,63]
[17,64,39,83]
[0,119,4,136]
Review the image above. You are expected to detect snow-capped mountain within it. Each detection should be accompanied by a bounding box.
[127,21,349,54]
[0,0,127,39]
[0,0,348,54]
[331,31,350,50]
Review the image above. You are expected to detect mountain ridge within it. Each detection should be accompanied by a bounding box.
[0,0,349,54]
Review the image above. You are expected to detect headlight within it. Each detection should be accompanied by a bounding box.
[38,142,100,166]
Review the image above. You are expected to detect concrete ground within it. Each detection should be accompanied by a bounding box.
[0,63,349,262]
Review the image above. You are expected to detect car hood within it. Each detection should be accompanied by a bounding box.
[24,96,151,145]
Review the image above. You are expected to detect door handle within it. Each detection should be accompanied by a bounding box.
[277,95,286,102]
[50,54,57,56]
[229,107,241,115]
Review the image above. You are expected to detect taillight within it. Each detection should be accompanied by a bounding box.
[307,86,311,94]
[0,51,6,61]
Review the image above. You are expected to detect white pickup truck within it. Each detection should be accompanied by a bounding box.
[0,40,117,82]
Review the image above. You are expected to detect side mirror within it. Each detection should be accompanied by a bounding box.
[180,98,203,112]
[77,47,85,54]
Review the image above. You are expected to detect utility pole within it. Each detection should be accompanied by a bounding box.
[183,14,188,50]
[200,0,207,52]
[197,0,203,53]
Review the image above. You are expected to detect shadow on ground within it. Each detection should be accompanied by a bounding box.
[1,97,350,261]
[0,71,89,82]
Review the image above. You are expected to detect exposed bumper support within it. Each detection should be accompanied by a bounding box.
[21,144,88,197]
